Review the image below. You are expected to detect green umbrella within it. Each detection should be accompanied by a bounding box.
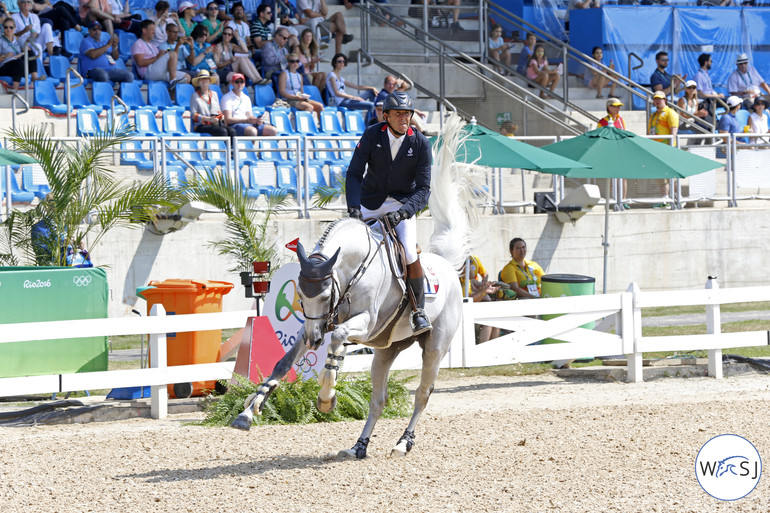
[540,126,723,293]
[431,122,591,170]
[0,148,37,166]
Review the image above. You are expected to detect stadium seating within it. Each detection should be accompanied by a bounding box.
[164,165,189,190]
[275,164,298,196]
[204,140,229,166]
[120,82,148,109]
[1,170,35,203]
[254,84,277,109]
[148,82,185,112]
[20,165,51,199]
[304,84,324,104]
[234,140,260,167]
[133,108,163,137]
[267,110,296,136]
[64,29,84,61]
[305,164,329,197]
[247,162,279,197]
[343,110,366,135]
[91,81,116,110]
[118,31,137,63]
[319,110,345,136]
[49,55,75,84]
[76,108,102,136]
[34,80,68,115]
[293,111,320,136]
[120,141,155,170]
[175,83,195,111]
[67,84,103,112]
[161,110,191,136]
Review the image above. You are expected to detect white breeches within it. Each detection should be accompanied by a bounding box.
[362,196,418,264]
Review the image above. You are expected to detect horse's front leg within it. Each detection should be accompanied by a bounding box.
[230,327,310,431]
[316,312,370,414]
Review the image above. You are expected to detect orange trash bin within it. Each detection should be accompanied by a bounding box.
[138,279,234,398]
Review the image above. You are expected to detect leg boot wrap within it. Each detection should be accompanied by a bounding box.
[407,276,432,335]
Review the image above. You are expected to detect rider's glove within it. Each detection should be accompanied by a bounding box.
[383,209,408,228]
[348,207,363,220]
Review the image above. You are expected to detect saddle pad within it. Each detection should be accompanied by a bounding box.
[423,264,440,296]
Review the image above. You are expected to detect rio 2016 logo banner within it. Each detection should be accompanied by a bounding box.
[262,263,331,381]
[696,434,762,501]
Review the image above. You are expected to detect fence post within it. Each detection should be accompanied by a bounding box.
[150,304,168,419]
[706,276,722,379]
[460,298,475,368]
[626,282,643,383]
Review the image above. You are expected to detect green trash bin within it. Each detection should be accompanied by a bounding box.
[0,267,109,378]
[540,274,595,344]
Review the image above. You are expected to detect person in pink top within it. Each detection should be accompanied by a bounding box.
[131,18,189,86]
[527,44,560,99]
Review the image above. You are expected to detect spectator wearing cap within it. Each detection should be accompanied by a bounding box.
[13,0,61,57]
[190,69,235,137]
[748,97,769,145]
[598,98,625,129]
[368,100,384,126]
[150,0,179,46]
[649,90,679,144]
[221,72,278,136]
[650,51,685,96]
[718,95,747,145]
[80,20,134,83]
[728,53,770,109]
[177,0,197,37]
[677,79,710,136]
[131,18,190,87]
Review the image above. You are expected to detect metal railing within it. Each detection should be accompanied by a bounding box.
[64,68,85,137]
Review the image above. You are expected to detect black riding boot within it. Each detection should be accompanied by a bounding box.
[406,260,432,335]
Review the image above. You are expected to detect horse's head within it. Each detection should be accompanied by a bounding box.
[297,241,341,349]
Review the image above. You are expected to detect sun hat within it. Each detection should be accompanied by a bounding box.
[178,1,196,13]
[606,97,623,107]
[685,79,697,88]
[192,69,211,87]
[653,91,666,100]
[736,53,749,64]
[726,95,742,108]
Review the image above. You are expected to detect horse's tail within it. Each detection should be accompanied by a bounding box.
[427,113,488,270]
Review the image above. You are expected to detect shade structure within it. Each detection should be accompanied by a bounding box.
[0,148,37,166]
[540,126,723,293]
[431,123,591,170]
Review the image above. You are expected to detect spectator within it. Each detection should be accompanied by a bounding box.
[278,52,324,113]
[78,0,133,37]
[695,53,725,115]
[677,79,710,135]
[190,69,235,137]
[727,53,770,109]
[177,0,197,37]
[157,21,192,82]
[185,23,221,84]
[297,27,325,91]
[649,90,679,200]
[150,0,178,46]
[200,1,224,44]
[216,25,267,85]
[527,44,560,99]
[221,72,278,136]
[131,19,190,87]
[13,0,60,57]
[748,97,769,146]
[500,120,517,136]
[718,95,747,145]
[297,0,353,55]
[585,46,616,99]
[33,0,81,54]
[461,255,500,344]
[367,99,384,126]
[488,24,511,75]
[249,2,272,51]
[516,32,535,75]
[0,0,19,15]
[261,26,290,79]
[0,17,43,91]
[271,0,307,47]
[375,74,426,133]
[650,51,685,96]
[107,0,141,36]
[228,2,252,52]
[80,21,134,83]
[500,238,543,299]
[598,97,625,129]
[326,52,377,110]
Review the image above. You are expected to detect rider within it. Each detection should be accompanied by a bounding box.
[345,91,433,335]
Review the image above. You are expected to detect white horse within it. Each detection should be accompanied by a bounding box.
[231,115,483,458]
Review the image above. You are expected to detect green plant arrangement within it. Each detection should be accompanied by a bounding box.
[197,372,414,426]
[0,125,185,266]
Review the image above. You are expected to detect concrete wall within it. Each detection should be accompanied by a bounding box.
[96,207,768,318]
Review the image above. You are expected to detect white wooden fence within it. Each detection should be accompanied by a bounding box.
[1,279,768,418]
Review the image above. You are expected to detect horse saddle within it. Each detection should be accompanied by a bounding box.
[367,219,408,294]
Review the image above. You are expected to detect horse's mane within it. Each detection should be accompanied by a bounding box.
[316,217,360,249]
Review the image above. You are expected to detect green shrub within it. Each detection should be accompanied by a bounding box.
[198,372,414,427]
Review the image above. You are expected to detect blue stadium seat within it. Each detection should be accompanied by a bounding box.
[118,31,137,62]
[133,108,163,136]
[164,165,189,190]
[209,83,223,102]
[64,29,83,60]
[234,139,259,167]
[120,81,148,109]
[253,84,277,109]
[76,108,102,136]
[293,110,320,135]
[20,165,51,199]
[343,110,366,136]
[275,164,298,196]
[319,109,345,136]
[49,55,75,83]
[176,140,218,167]
[34,80,68,115]
[68,85,103,112]
[204,140,228,166]
[1,170,35,203]
[120,141,155,170]
[304,84,323,104]
[91,81,115,110]
[312,139,348,167]
[161,110,190,135]
[267,109,296,135]
[735,109,750,129]
[306,165,328,197]
[328,164,347,191]
[247,162,278,197]
[175,83,194,111]
[149,81,185,112]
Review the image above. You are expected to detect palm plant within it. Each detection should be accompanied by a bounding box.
[182,169,289,274]
[1,125,186,266]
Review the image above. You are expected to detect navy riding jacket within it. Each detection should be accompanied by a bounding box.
[345,121,432,218]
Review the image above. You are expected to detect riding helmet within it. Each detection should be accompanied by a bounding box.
[383,91,414,113]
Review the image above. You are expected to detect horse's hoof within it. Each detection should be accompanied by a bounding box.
[244,393,257,410]
[390,447,408,458]
[230,414,252,431]
[316,394,337,413]
[337,448,358,459]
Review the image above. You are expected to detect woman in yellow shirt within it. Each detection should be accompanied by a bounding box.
[499,238,544,299]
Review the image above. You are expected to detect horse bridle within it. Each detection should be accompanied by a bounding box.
[298,223,387,332]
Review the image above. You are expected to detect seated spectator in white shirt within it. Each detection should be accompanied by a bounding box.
[131,18,190,86]
[13,0,60,57]
[221,72,278,136]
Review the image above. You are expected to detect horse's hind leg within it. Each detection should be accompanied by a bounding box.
[230,334,309,431]
[391,334,448,457]
[338,343,403,459]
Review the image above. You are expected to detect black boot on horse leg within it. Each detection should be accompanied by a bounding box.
[406,259,432,335]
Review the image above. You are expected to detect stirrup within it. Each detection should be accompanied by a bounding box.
[410,309,432,335]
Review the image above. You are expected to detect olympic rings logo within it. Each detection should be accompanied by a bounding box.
[296,352,318,373]
[72,276,92,287]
